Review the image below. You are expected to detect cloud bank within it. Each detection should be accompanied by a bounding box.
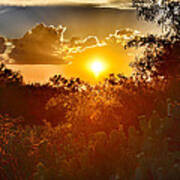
[9,24,67,64]
[0,24,140,64]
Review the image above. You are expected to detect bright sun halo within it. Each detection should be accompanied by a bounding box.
[90,60,106,77]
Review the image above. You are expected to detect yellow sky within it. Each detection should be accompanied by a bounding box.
[0,0,109,6]
[7,45,134,84]
[0,0,133,6]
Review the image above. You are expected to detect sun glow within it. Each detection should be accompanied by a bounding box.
[63,46,133,84]
[90,59,106,77]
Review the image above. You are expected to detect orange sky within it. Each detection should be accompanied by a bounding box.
[0,0,128,6]
[1,2,161,83]
[7,45,134,84]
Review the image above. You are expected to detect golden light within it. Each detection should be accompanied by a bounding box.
[62,46,133,84]
[89,59,106,77]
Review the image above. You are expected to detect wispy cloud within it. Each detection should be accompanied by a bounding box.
[0,7,12,15]
[0,0,133,10]
[98,0,133,9]
[0,0,108,6]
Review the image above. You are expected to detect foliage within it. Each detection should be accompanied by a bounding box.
[0,1,179,179]
[0,63,179,179]
[0,63,23,86]
[0,100,179,180]
[128,0,180,78]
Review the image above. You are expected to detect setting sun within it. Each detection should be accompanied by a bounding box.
[62,46,133,84]
[90,60,106,77]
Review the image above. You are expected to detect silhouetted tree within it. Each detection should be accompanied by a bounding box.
[0,63,23,86]
[128,0,180,78]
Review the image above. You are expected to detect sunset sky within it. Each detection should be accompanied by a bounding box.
[0,0,161,83]
[0,0,130,6]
